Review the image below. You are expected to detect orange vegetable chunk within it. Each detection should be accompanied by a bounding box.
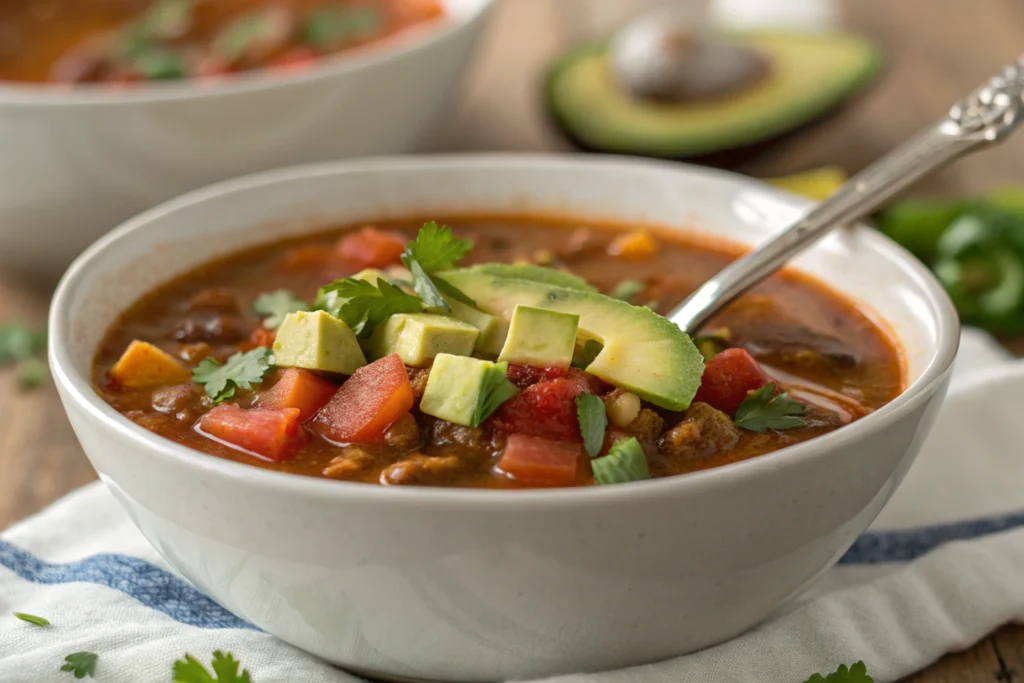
[259,368,338,422]
[497,433,582,486]
[608,230,656,260]
[336,227,407,269]
[312,354,414,443]
[110,340,191,388]
[199,404,306,461]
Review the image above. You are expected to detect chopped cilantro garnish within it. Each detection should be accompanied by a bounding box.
[576,394,607,458]
[136,0,195,40]
[471,361,519,426]
[733,382,807,433]
[610,279,644,302]
[317,277,422,337]
[213,7,289,63]
[401,222,475,312]
[302,6,382,50]
[13,612,49,626]
[252,290,308,329]
[173,651,251,683]
[571,339,603,369]
[193,347,274,404]
[61,652,98,679]
[591,437,649,485]
[803,661,872,683]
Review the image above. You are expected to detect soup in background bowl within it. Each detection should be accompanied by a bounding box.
[49,155,958,680]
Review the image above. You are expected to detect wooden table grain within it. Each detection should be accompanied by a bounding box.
[3,0,1023,679]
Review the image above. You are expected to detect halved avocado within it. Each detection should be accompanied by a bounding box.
[547,32,882,159]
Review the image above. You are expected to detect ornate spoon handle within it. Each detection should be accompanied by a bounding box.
[669,57,1024,334]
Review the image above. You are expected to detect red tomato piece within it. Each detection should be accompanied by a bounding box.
[250,327,277,349]
[505,364,567,389]
[498,434,582,486]
[494,376,589,442]
[336,227,407,270]
[692,348,771,415]
[199,404,306,462]
[258,368,338,422]
[312,354,414,443]
[271,48,318,73]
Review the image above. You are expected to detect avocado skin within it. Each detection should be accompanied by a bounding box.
[545,33,883,165]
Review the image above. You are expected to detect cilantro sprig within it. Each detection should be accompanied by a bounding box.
[192,347,274,403]
[610,279,644,302]
[401,222,475,311]
[576,394,607,458]
[591,437,650,485]
[316,277,421,337]
[13,611,49,626]
[733,383,807,433]
[471,362,519,426]
[173,651,251,683]
[803,661,872,683]
[252,290,308,329]
[61,652,98,679]
[0,321,48,392]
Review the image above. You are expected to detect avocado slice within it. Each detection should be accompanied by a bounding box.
[440,270,704,410]
[498,305,579,368]
[420,354,519,427]
[370,313,479,367]
[469,264,595,291]
[547,32,881,159]
[273,310,367,375]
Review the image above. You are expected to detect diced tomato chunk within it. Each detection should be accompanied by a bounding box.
[312,354,414,443]
[336,227,407,269]
[277,245,336,273]
[495,376,590,442]
[692,348,771,415]
[498,434,581,486]
[258,368,338,422]
[198,404,306,461]
[250,327,277,349]
[506,364,567,389]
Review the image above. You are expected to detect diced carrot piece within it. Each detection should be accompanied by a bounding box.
[110,340,192,388]
[258,368,338,422]
[336,227,407,269]
[692,348,771,415]
[199,404,306,461]
[608,230,656,260]
[312,354,414,443]
[498,434,581,486]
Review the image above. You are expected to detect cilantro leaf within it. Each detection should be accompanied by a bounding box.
[317,277,421,337]
[733,382,807,433]
[576,394,607,458]
[401,222,474,313]
[252,290,308,329]
[803,661,872,683]
[17,357,47,391]
[13,611,49,626]
[407,259,448,310]
[61,652,98,679]
[433,274,476,307]
[192,347,274,403]
[0,322,46,365]
[610,279,644,302]
[571,339,603,369]
[471,362,519,426]
[174,651,252,683]
[302,6,382,50]
[591,437,649,485]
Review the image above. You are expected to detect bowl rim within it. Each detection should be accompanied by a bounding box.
[49,153,960,510]
[0,0,493,107]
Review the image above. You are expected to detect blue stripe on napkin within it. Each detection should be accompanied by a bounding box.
[0,540,255,630]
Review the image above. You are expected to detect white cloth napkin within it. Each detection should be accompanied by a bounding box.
[2,328,1023,683]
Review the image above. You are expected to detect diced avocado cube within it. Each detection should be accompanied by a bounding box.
[447,298,509,356]
[498,305,579,368]
[273,310,366,375]
[369,313,479,367]
[420,354,519,427]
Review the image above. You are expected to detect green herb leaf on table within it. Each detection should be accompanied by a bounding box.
[61,652,98,679]
[610,279,644,302]
[252,290,309,329]
[802,661,872,683]
[13,611,49,626]
[401,222,475,313]
[302,6,382,50]
[733,383,807,433]
[173,650,252,683]
[471,362,519,427]
[317,277,422,337]
[591,437,649,485]
[576,394,607,458]
[0,322,46,364]
[193,347,274,404]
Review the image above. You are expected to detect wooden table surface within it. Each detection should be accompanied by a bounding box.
[2,0,1023,680]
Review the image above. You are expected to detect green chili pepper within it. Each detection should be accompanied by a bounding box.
[875,198,978,261]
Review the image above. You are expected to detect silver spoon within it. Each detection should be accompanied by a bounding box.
[669,56,1024,334]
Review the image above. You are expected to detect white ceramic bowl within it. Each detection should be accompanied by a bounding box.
[0,0,492,280]
[50,155,958,681]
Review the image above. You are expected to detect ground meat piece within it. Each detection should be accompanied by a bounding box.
[625,409,665,443]
[188,289,240,313]
[381,453,464,486]
[171,316,246,344]
[322,446,375,480]
[427,419,496,453]
[407,367,430,403]
[659,402,740,461]
[151,383,210,416]
[384,413,421,450]
[125,409,166,431]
